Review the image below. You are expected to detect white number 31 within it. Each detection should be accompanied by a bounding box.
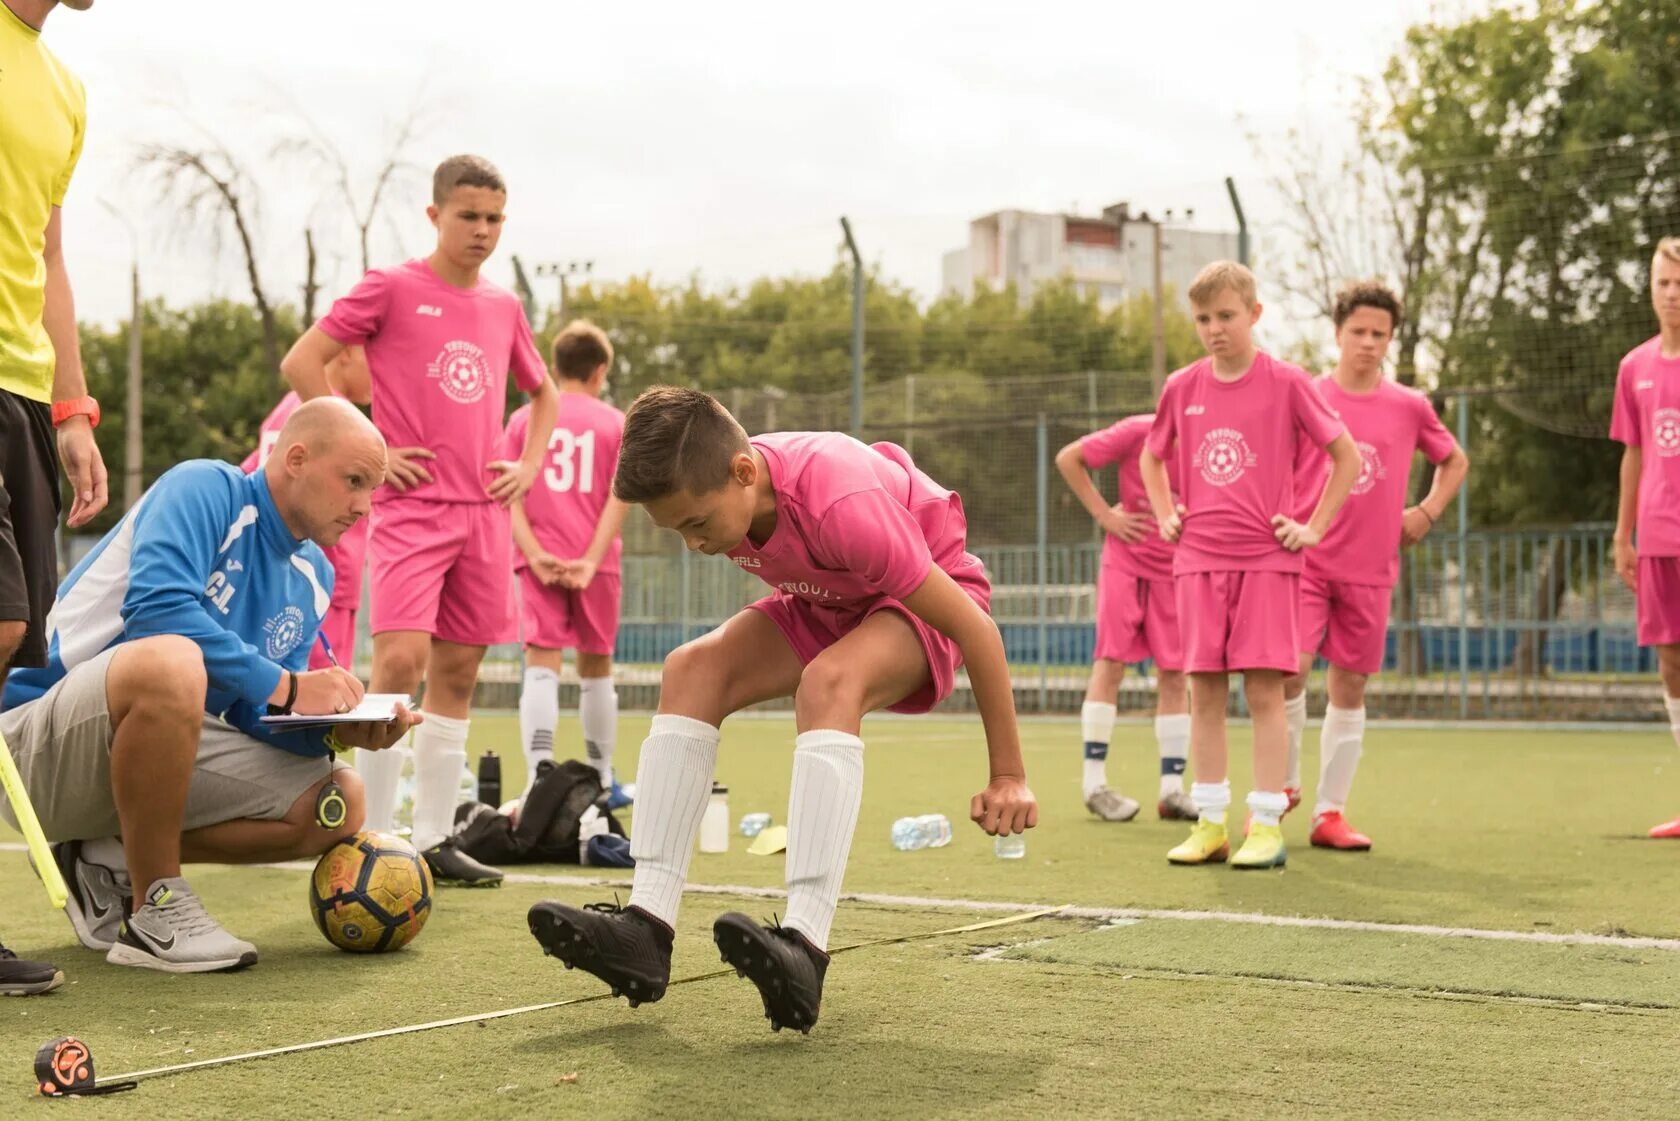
[543,428,595,494]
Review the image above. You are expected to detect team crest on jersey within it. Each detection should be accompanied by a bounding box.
[1194,427,1255,487]
[1352,441,1386,495]
[1653,408,1680,457]
[428,340,490,404]
[264,606,306,660]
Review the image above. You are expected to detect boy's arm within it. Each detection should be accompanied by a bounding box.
[1055,440,1144,541]
[488,376,559,507]
[1614,445,1642,591]
[510,498,565,586]
[280,325,348,402]
[1401,446,1470,545]
[900,565,1037,836]
[562,498,630,590]
[1139,448,1183,542]
[1275,432,1360,551]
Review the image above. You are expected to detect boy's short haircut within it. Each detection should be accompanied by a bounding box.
[432,154,506,205]
[1187,260,1258,308]
[614,386,750,503]
[553,320,614,381]
[1331,279,1404,331]
[1654,237,1680,269]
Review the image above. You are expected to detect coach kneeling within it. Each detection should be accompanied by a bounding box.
[0,399,419,973]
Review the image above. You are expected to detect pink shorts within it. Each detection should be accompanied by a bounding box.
[748,581,992,715]
[1095,566,1183,670]
[519,569,621,655]
[324,518,369,612]
[1176,570,1301,674]
[368,497,514,646]
[307,604,359,671]
[1298,571,1391,675]
[1638,556,1680,647]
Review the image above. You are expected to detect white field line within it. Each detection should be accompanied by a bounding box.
[8,842,1671,953]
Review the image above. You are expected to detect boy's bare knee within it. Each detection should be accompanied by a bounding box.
[794,656,865,726]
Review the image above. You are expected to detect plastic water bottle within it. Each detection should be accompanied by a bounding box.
[994,833,1027,860]
[739,812,772,837]
[477,751,501,809]
[890,814,954,851]
[699,783,729,853]
[457,764,477,807]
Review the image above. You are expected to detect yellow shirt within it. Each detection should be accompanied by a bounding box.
[0,5,85,404]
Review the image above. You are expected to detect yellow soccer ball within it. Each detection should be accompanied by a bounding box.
[309,831,434,953]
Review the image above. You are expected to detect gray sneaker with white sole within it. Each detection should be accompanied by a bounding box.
[1084,786,1141,822]
[52,840,131,952]
[106,878,257,974]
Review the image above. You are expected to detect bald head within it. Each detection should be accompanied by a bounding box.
[266,398,387,547]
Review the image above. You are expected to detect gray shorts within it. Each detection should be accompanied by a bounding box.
[0,646,346,842]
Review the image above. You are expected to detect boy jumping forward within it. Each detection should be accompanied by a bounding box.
[1141,261,1360,870]
[528,387,1036,1033]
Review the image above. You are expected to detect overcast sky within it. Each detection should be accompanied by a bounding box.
[40,0,1446,327]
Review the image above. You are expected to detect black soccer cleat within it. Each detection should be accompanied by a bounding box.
[422,840,504,887]
[712,912,829,1035]
[527,900,673,1008]
[0,941,63,997]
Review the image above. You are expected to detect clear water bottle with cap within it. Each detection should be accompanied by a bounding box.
[994,833,1027,859]
[699,782,729,853]
[739,812,772,837]
[890,814,953,851]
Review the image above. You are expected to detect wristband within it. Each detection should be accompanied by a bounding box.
[1418,506,1437,525]
[267,670,298,717]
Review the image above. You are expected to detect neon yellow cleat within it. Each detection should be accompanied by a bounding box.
[1232,823,1287,870]
[1167,819,1229,865]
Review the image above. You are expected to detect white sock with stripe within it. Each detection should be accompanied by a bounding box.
[1284,691,1307,791]
[411,713,470,851]
[782,730,865,952]
[627,715,720,927]
[1314,704,1367,817]
[519,666,560,789]
[580,676,619,787]
[1080,701,1116,797]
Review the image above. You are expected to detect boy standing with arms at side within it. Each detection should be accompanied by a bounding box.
[504,321,630,802]
[528,387,1036,1033]
[281,155,559,885]
[1282,282,1467,851]
[1613,239,1680,838]
[1141,261,1360,870]
[1055,415,1194,822]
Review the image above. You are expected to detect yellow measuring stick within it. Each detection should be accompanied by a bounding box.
[0,728,66,909]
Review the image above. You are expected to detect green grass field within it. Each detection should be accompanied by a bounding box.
[5,714,1679,1119]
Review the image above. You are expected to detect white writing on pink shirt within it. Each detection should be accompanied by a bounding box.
[732,556,761,569]
[427,339,491,404]
[1195,426,1256,487]
[1654,408,1680,457]
[778,580,835,600]
[1351,440,1386,495]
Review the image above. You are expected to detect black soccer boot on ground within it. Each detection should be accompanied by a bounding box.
[712,912,829,1034]
[0,940,63,996]
[422,839,504,887]
[527,900,673,1007]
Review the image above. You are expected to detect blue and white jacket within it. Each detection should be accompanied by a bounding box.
[2,461,337,758]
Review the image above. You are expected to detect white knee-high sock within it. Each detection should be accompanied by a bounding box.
[411,713,470,851]
[520,666,560,787]
[783,730,865,952]
[1080,701,1116,797]
[1155,713,1190,798]
[356,742,406,834]
[627,715,720,927]
[1315,705,1367,816]
[1191,779,1231,826]
[580,676,619,787]
[1284,691,1307,790]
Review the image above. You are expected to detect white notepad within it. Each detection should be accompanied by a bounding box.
[259,693,414,728]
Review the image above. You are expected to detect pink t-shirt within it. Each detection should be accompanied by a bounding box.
[501,394,625,574]
[1079,414,1178,582]
[1145,353,1347,575]
[240,391,369,611]
[1610,336,1680,557]
[725,432,988,613]
[1292,376,1457,587]
[316,258,548,505]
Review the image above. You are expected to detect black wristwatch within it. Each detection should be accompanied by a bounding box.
[267,670,298,717]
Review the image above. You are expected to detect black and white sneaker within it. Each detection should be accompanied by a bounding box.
[105,878,258,974]
[527,900,672,1007]
[422,840,503,887]
[0,941,63,996]
[712,912,829,1034]
[53,840,130,952]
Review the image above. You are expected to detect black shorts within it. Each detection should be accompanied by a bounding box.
[0,390,62,669]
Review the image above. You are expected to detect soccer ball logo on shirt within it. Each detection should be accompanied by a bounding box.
[264,605,306,660]
[1194,427,1256,487]
[427,340,490,404]
[1654,408,1680,457]
[1351,441,1387,495]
